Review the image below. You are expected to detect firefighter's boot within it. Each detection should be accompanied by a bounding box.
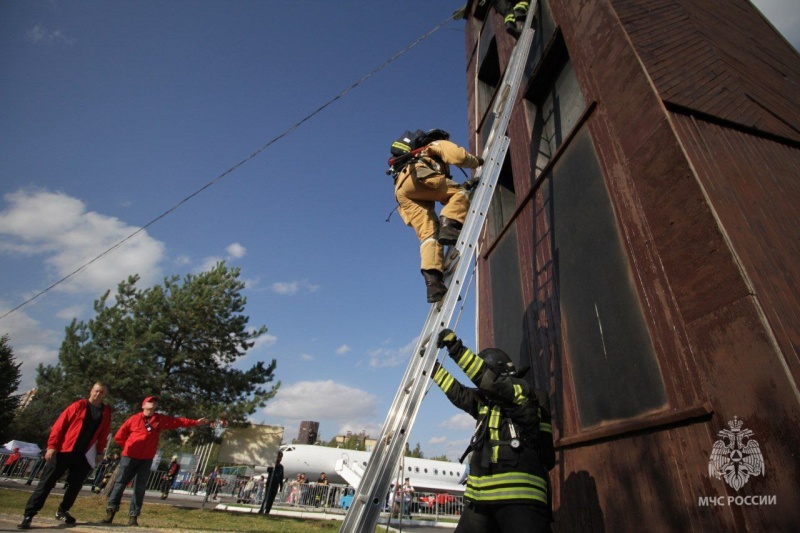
[422,270,447,303]
[438,216,463,246]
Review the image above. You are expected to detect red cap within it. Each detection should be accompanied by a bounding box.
[142,396,159,407]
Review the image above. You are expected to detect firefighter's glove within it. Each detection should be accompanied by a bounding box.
[436,329,463,357]
[476,156,485,166]
[464,178,479,191]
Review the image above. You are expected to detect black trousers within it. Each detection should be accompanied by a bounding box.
[24,452,92,516]
[455,502,552,533]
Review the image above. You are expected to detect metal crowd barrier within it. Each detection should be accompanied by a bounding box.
[1,454,465,521]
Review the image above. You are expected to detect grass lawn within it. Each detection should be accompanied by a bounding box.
[0,487,341,532]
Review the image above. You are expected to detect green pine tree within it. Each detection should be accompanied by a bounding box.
[0,334,22,443]
[14,261,279,447]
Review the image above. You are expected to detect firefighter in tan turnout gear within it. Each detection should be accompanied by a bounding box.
[432,329,555,533]
[388,129,483,303]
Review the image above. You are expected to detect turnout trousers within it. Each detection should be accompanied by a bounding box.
[23,451,92,517]
[454,501,552,533]
[395,173,469,272]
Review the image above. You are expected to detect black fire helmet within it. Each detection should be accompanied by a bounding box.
[478,348,517,376]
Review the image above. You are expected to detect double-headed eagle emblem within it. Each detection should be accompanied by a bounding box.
[708,416,764,491]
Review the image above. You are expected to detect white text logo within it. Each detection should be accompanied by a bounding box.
[708,416,764,491]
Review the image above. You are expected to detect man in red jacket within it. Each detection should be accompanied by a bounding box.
[102,396,207,526]
[2,447,21,476]
[17,382,112,530]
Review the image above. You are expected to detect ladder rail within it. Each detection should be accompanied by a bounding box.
[340,5,538,531]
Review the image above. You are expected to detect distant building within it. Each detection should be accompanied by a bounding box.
[462,1,800,531]
[333,431,376,451]
[14,388,36,411]
[297,421,319,444]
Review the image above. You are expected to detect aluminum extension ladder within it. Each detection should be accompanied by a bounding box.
[339,6,539,532]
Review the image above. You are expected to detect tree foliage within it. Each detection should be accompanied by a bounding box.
[0,334,22,443]
[406,442,424,459]
[14,262,279,447]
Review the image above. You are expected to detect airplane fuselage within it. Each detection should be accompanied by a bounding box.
[278,444,465,493]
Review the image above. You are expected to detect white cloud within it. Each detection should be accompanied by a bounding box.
[0,189,165,295]
[428,436,448,445]
[226,242,246,259]
[0,303,61,390]
[335,344,351,355]
[250,332,277,351]
[271,279,320,295]
[368,337,417,368]
[56,305,84,320]
[300,353,314,361]
[261,380,377,423]
[26,24,75,46]
[438,413,475,431]
[198,256,224,273]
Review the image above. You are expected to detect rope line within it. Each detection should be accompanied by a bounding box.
[0,12,457,321]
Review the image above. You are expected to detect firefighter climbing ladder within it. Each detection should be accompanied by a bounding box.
[340,6,538,532]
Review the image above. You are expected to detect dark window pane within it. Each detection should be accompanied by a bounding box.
[525,58,586,179]
[549,127,667,428]
[489,224,528,375]
[487,153,516,241]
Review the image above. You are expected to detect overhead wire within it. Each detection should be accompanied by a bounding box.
[0,11,458,322]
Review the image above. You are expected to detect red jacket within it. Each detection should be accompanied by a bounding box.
[4,452,20,466]
[47,398,112,455]
[115,412,200,460]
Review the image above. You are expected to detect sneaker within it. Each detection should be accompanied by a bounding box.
[101,509,116,524]
[55,510,76,524]
[128,516,139,527]
[17,515,33,529]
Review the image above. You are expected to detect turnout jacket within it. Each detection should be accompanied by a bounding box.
[48,398,112,456]
[433,345,550,507]
[115,412,201,460]
[394,139,481,188]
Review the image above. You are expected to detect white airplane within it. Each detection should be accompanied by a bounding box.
[278,444,466,493]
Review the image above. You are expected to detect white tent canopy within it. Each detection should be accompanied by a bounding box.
[1,440,42,457]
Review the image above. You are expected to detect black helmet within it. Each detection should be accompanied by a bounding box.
[391,129,426,157]
[479,348,516,376]
[422,128,450,143]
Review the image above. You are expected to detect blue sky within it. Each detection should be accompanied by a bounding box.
[1,1,798,462]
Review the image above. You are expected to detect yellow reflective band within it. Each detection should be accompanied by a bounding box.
[505,14,515,23]
[515,2,529,9]
[468,472,548,490]
[512,384,528,405]
[465,472,548,504]
[457,349,483,380]
[465,485,548,505]
[489,407,502,462]
[434,369,455,394]
[392,141,411,153]
[539,422,552,433]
